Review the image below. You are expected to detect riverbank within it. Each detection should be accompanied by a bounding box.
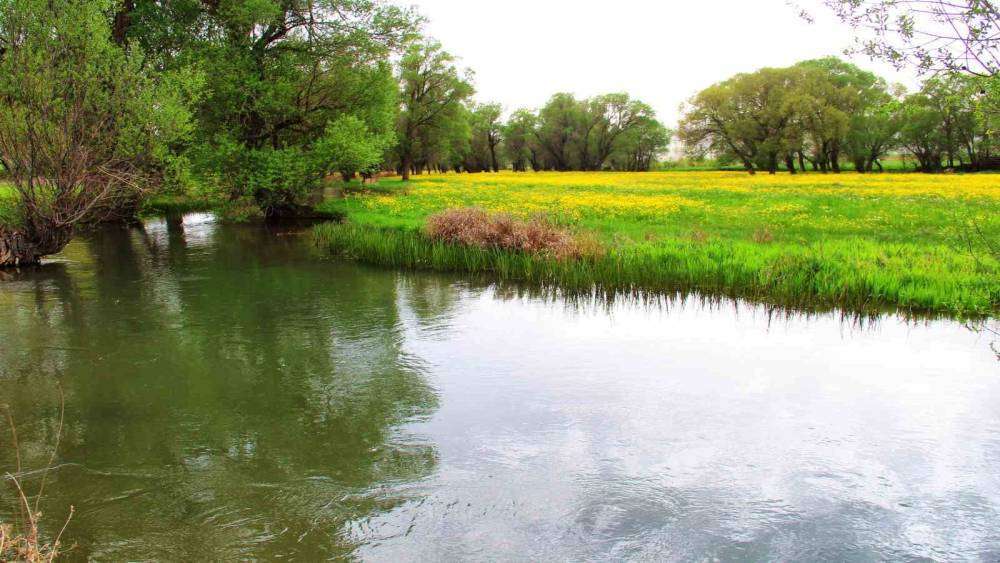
[314,171,999,317]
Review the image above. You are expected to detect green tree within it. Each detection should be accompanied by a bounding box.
[0,0,196,266]
[791,58,885,172]
[900,74,993,170]
[396,41,475,180]
[843,87,904,172]
[534,93,586,171]
[577,94,659,170]
[679,67,799,174]
[468,103,504,172]
[503,109,538,172]
[152,0,415,216]
[610,120,672,171]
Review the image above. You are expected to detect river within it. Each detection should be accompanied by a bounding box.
[0,214,998,560]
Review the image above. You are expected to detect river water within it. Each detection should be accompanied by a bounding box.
[0,214,998,561]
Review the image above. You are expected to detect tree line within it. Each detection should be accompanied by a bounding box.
[391,42,671,179]
[679,57,997,174]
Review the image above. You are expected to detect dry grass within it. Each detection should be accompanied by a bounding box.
[425,207,600,260]
[2,390,73,562]
[753,227,775,244]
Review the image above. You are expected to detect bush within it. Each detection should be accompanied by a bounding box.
[424,208,600,260]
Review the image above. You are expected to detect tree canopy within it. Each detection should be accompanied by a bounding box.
[679,57,995,173]
[0,0,197,265]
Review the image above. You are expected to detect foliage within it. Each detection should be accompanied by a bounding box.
[898,74,995,170]
[464,103,504,172]
[117,0,415,215]
[679,67,802,173]
[815,0,999,76]
[0,0,196,265]
[680,56,997,173]
[503,109,539,171]
[511,92,668,172]
[317,171,1000,316]
[395,40,475,180]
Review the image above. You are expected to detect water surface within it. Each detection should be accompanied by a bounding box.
[1,215,998,560]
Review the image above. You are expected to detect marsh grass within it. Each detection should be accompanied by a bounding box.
[313,171,998,316]
[313,221,998,317]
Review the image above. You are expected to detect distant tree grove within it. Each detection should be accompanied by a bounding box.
[0,0,996,265]
[679,57,997,174]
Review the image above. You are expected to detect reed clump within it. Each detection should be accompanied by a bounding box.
[425,207,600,260]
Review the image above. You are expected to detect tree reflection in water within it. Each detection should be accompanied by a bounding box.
[0,216,447,560]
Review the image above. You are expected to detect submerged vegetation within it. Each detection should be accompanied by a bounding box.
[316,171,999,316]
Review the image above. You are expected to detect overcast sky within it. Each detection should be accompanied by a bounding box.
[405,0,920,126]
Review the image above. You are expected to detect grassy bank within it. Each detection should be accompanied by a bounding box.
[315,171,1000,317]
[142,193,226,216]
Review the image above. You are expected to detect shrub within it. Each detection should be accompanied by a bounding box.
[424,208,599,260]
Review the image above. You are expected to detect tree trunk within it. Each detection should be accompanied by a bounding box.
[785,155,797,174]
[767,153,778,174]
[401,155,412,181]
[0,225,73,267]
[489,144,499,173]
[111,0,135,46]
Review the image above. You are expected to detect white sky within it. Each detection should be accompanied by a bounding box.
[405,0,920,127]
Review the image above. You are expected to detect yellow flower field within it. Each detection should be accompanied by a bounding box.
[326,171,999,245]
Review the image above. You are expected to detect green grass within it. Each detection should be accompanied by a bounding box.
[0,181,19,228]
[314,171,1000,317]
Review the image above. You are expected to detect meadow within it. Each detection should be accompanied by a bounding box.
[315,171,1000,317]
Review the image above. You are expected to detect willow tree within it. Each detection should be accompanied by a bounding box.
[468,103,504,172]
[396,41,474,181]
[503,110,538,172]
[170,0,415,215]
[610,120,672,171]
[818,0,999,168]
[0,0,195,266]
[679,67,799,174]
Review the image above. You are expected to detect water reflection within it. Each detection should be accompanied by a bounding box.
[1,218,442,559]
[1,215,998,560]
